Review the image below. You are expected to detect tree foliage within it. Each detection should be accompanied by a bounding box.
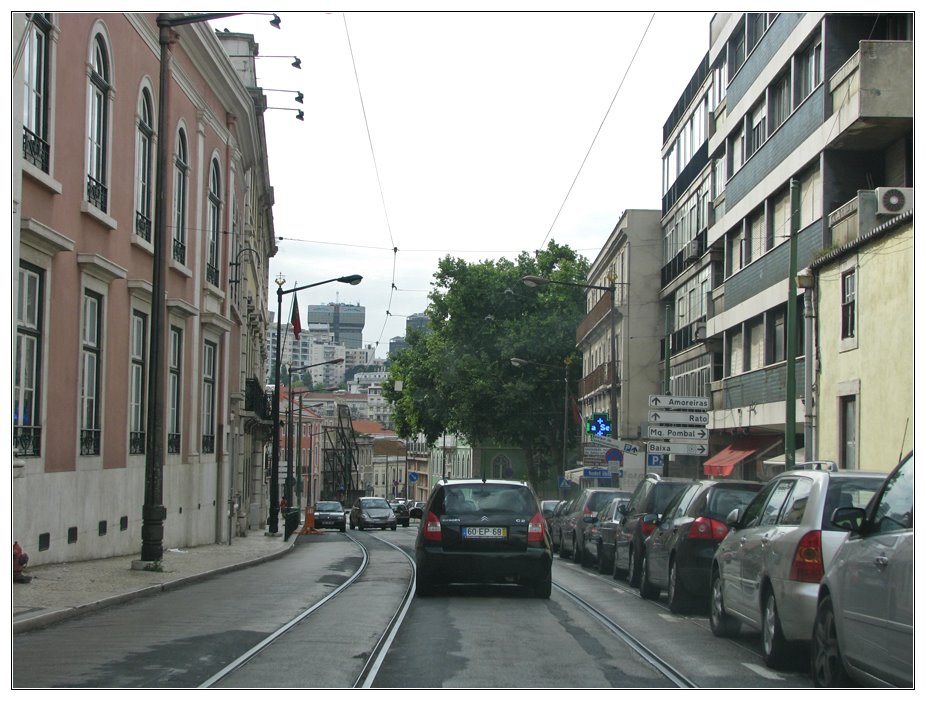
[384,241,589,487]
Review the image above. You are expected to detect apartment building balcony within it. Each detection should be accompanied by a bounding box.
[709,359,805,412]
[826,41,913,151]
[579,362,615,398]
[576,293,614,345]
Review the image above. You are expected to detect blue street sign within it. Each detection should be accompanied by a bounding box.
[647,454,664,468]
[583,468,611,479]
[408,472,418,482]
[558,476,574,489]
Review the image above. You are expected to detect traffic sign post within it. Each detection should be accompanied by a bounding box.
[646,441,708,456]
[647,425,708,441]
[648,409,709,425]
[646,394,710,463]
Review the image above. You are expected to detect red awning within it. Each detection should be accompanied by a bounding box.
[704,436,781,477]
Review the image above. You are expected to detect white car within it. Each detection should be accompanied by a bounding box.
[811,451,913,687]
[709,463,886,668]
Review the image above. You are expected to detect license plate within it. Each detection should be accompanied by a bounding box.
[461,526,507,539]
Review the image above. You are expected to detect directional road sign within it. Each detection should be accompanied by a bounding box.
[647,425,709,441]
[648,410,709,426]
[646,441,709,456]
[648,394,709,410]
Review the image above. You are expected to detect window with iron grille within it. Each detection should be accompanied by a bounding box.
[80,290,103,455]
[86,34,110,211]
[15,263,43,457]
[206,159,221,286]
[129,310,147,454]
[168,326,183,454]
[135,89,154,241]
[172,129,188,264]
[22,12,51,172]
[202,340,216,453]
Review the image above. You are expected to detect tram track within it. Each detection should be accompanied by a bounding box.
[199,531,416,689]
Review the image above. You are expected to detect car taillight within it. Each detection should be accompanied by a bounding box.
[641,518,657,537]
[583,505,593,517]
[789,529,824,583]
[687,516,728,540]
[424,511,442,543]
[528,511,545,543]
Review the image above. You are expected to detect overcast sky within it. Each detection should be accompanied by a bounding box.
[210,10,714,355]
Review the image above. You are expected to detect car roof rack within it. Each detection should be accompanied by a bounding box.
[794,460,839,472]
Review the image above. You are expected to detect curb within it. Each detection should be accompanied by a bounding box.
[13,541,295,635]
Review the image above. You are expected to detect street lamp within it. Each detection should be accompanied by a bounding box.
[521,275,626,440]
[142,11,280,563]
[286,358,344,509]
[270,274,361,533]
[511,357,571,478]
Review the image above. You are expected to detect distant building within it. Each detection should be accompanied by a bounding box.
[306,302,365,349]
[389,336,408,357]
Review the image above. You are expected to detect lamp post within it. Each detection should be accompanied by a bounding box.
[286,359,344,509]
[141,11,279,562]
[511,357,570,477]
[270,274,361,533]
[521,275,627,440]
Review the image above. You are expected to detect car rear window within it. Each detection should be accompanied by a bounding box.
[316,502,341,511]
[822,475,885,530]
[588,491,620,512]
[363,498,390,509]
[433,484,536,516]
[705,485,762,520]
[653,482,691,513]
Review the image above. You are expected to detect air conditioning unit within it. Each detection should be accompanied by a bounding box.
[875,187,913,216]
[684,240,699,263]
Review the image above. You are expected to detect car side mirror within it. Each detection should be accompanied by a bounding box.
[725,507,741,528]
[831,506,866,533]
[617,503,628,515]
[642,513,659,526]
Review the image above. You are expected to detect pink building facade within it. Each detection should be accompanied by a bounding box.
[13,13,277,564]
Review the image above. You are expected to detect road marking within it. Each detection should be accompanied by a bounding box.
[658,613,681,623]
[741,663,784,680]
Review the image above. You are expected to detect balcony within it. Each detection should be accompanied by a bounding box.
[244,378,273,420]
[576,294,613,345]
[827,41,912,150]
[579,362,615,398]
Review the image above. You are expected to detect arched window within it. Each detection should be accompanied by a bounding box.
[172,129,188,264]
[135,88,154,241]
[87,33,110,211]
[23,12,52,172]
[206,159,221,286]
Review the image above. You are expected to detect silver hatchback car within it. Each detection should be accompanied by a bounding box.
[811,451,913,687]
[709,463,886,669]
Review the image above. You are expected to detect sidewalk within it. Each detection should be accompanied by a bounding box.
[13,528,301,634]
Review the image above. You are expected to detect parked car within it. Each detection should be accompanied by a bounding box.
[709,463,886,668]
[540,499,563,534]
[559,487,628,565]
[415,478,553,597]
[581,492,631,570]
[592,493,632,574]
[313,500,346,532]
[549,498,573,554]
[811,451,913,687]
[350,497,398,531]
[409,501,427,519]
[390,501,411,527]
[638,479,762,611]
[612,474,694,586]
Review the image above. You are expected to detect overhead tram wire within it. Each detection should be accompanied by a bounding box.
[538,12,655,250]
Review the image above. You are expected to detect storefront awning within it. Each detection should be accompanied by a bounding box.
[704,436,782,477]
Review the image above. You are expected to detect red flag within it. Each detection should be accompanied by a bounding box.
[570,396,582,426]
[290,294,302,340]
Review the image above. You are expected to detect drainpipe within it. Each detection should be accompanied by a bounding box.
[798,268,816,462]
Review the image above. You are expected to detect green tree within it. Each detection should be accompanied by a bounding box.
[384,241,589,488]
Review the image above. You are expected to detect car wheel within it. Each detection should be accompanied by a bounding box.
[597,545,611,575]
[612,546,626,580]
[639,553,659,600]
[709,570,740,638]
[339,524,346,533]
[416,571,435,597]
[391,524,397,531]
[666,559,691,614]
[762,590,790,669]
[811,594,850,687]
[532,575,552,599]
[552,532,561,555]
[349,520,355,530]
[559,533,572,559]
[627,545,642,587]
[572,533,583,564]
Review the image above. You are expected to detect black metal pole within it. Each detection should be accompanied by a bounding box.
[269,285,282,533]
[286,366,294,508]
[140,19,174,562]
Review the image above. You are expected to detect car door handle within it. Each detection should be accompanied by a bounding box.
[874,555,889,569]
